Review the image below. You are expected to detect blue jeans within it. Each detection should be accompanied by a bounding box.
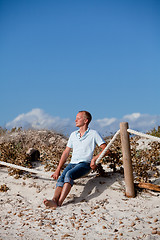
[56,162,91,187]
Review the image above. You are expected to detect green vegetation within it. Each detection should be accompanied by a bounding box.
[147,126,160,138]
[0,127,7,136]
[0,126,160,182]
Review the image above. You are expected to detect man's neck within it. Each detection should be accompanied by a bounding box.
[79,126,88,137]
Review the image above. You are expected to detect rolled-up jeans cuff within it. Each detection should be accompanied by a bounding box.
[64,177,74,186]
[56,182,64,188]
[56,178,74,188]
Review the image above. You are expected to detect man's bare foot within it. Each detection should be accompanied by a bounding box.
[43,199,58,208]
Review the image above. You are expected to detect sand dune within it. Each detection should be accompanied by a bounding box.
[0,165,160,240]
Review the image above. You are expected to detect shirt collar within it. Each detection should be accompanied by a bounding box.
[76,128,90,140]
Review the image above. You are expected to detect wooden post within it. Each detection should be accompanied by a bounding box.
[120,122,135,197]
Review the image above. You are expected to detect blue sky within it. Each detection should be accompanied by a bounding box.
[0,0,160,135]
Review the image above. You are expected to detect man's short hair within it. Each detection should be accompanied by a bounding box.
[79,111,92,124]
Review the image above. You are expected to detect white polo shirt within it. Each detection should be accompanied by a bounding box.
[67,128,105,164]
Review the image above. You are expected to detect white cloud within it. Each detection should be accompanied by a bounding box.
[96,118,116,127]
[6,108,160,136]
[122,113,160,132]
[123,113,141,121]
[6,108,75,135]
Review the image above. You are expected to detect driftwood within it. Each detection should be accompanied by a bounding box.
[136,182,160,192]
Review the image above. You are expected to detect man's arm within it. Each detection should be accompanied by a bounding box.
[90,143,110,170]
[51,146,71,179]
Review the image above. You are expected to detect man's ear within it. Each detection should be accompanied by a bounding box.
[84,118,89,124]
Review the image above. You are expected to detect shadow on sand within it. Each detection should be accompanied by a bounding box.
[65,172,123,205]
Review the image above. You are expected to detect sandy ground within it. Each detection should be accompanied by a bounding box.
[0,165,160,240]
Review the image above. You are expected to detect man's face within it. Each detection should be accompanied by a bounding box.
[75,112,88,127]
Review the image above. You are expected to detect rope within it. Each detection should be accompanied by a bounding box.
[96,128,160,165]
[0,161,51,178]
[127,129,160,143]
[96,129,120,165]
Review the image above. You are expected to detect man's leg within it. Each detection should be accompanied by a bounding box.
[44,164,74,208]
[43,186,62,208]
[57,162,91,206]
[44,163,90,208]
[58,183,72,206]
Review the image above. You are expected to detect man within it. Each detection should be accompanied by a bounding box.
[44,111,109,208]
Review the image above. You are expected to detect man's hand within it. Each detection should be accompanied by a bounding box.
[51,168,60,180]
[90,143,108,170]
[51,146,71,180]
[90,157,97,170]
